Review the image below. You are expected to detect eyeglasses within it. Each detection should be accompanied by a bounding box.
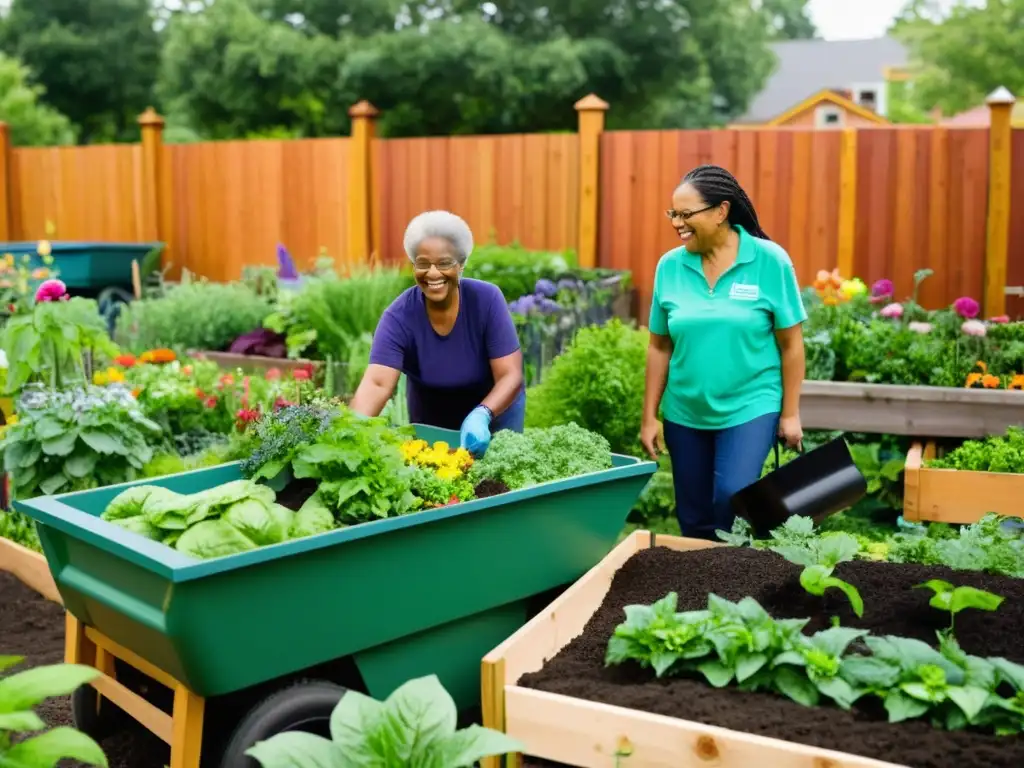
[665,204,717,221]
[413,258,459,272]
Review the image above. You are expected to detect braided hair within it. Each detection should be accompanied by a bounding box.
[681,165,770,241]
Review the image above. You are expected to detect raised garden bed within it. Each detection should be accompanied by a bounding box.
[0,534,61,603]
[482,531,1024,768]
[904,442,1023,524]
[800,381,1024,437]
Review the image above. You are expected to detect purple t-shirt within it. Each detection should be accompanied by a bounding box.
[369,278,525,430]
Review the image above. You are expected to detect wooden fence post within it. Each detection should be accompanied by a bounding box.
[138,107,166,254]
[347,100,378,267]
[574,94,608,269]
[836,128,858,279]
[983,86,1015,318]
[0,122,11,241]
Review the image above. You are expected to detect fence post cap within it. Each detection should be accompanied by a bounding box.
[986,86,1016,106]
[138,107,165,127]
[348,100,380,119]
[574,94,609,112]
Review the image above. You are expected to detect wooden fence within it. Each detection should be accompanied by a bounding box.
[0,95,1018,318]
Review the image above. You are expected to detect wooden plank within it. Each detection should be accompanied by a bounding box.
[505,687,906,768]
[800,380,1024,437]
[906,440,1024,523]
[92,674,174,744]
[85,626,179,690]
[0,537,61,603]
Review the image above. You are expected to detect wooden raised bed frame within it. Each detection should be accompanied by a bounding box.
[0,535,61,603]
[481,531,905,768]
[800,381,1024,438]
[904,442,1024,524]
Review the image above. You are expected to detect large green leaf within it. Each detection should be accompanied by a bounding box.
[80,430,125,455]
[245,732,345,768]
[0,665,98,713]
[1,726,107,766]
[64,451,98,479]
[0,710,45,732]
[41,432,77,457]
[434,725,525,768]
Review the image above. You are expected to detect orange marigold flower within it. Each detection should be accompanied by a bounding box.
[982,374,1001,389]
[965,373,983,388]
[822,295,839,306]
[146,348,176,364]
[1009,374,1024,391]
[139,351,154,364]
[131,388,141,398]
[974,360,988,373]
[115,353,137,368]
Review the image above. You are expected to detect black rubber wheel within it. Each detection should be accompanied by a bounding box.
[71,684,123,739]
[217,680,347,768]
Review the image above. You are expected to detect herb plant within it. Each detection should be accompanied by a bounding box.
[0,655,107,767]
[246,675,522,768]
[914,580,1004,631]
[770,530,864,618]
[927,428,1024,474]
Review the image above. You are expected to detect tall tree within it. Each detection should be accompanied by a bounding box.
[1,0,161,143]
[251,0,403,36]
[760,0,817,40]
[0,52,76,146]
[894,0,1024,115]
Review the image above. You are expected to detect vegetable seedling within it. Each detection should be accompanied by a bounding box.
[914,579,1004,631]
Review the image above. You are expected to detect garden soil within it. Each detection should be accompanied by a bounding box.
[519,546,1024,768]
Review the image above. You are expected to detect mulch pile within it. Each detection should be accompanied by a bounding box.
[519,546,1024,768]
[0,572,167,767]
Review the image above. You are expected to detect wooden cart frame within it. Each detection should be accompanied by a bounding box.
[481,531,906,768]
[0,536,60,603]
[904,442,1024,524]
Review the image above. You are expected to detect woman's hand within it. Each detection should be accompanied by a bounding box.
[778,414,803,449]
[640,418,665,461]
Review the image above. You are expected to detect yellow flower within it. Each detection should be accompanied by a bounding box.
[106,367,125,383]
[93,370,109,386]
[432,441,450,453]
[31,267,50,280]
[839,278,866,299]
[3,254,13,268]
[7,414,18,426]
[400,439,428,461]
[436,465,461,481]
[451,447,474,468]
[36,240,52,258]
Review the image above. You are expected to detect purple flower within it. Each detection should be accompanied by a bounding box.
[534,278,557,298]
[557,278,583,293]
[953,296,980,319]
[276,243,299,280]
[537,297,560,314]
[871,279,894,299]
[34,278,67,303]
[508,295,537,315]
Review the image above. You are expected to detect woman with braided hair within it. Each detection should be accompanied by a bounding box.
[640,165,806,540]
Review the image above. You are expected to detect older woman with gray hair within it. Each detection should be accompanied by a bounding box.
[349,210,525,456]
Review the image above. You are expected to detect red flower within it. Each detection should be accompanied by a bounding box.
[114,354,137,368]
[235,407,261,430]
[274,397,293,410]
[204,396,218,409]
[218,373,235,388]
[265,368,282,380]
[292,368,311,381]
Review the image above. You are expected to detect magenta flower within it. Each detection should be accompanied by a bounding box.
[871,279,894,298]
[961,319,987,337]
[953,296,980,319]
[879,302,904,319]
[34,278,67,303]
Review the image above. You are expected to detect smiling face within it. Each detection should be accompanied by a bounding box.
[412,236,463,304]
[669,183,729,253]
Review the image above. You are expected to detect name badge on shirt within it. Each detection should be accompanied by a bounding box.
[729,283,760,301]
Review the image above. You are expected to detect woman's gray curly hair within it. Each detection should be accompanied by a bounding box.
[403,210,474,266]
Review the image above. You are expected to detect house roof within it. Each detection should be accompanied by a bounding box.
[765,89,890,126]
[941,101,1024,128]
[739,37,909,124]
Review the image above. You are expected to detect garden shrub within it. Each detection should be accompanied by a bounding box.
[466,242,629,301]
[115,280,271,354]
[525,318,647,456]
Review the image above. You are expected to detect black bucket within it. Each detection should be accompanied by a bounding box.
[730,437,867,539]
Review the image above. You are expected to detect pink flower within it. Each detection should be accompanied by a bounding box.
[908,321,933,334]
[961,319,987,337]
[879,302,904,319]
[34,278,67,303]
[871,279,894,298]
[989,315,1010,324]
[953,296,980,319]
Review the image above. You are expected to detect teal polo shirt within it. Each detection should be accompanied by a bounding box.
[648,225,807,430]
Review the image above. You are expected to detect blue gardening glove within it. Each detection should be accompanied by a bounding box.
[460,406,493,458]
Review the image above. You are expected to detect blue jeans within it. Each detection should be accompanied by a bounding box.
[663,413,780,541]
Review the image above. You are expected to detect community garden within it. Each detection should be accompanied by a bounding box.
[0,241,1023,768]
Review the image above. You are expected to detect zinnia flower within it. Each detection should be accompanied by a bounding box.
[871,279,894,299]
[908,321,932,334]
[880,302,904,319]
[114,354,137,368]
[989,315,1011,324]
[34,278,67,303]
[953,296,980,319]
[1009,375,1024,391]
[961,319,987,337]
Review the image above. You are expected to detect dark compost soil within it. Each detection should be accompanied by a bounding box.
[518,546,1024,768]
[274,478,318,512]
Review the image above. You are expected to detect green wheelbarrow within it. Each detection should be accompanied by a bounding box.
[15,425,655,768]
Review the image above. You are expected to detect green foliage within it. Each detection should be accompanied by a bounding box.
[114,279,272,355]
[605,589,1024,735]
[465,244,578,301]
[0,386,163,499]
[246,674,522,767]
[1,0,160,144]
[915,579,1004,631]
[927,428,1024,474]
[409,465,475,508]
[468,423,612,490]
[0,509,41,552]
[526,319,647,456]
[767,525,864,618]
[0,297,116,394]
[0,655,107,766]
[0,53,75,146]
[238,404,336,483]
[263,267,412,362]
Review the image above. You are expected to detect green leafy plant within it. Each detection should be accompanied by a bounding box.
[246,674,522,767]
[770,531,864,618]
[0,386,163,498]
[0,509,41,552]
[927,427,1024,474]
[914,579,1004,631]
[0,655,107,766]
[467,423,612,490]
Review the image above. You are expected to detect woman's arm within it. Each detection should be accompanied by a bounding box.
[349,364,401,418]
[640,332,672,459]
[775,324,804,419]
[481,350,524,416]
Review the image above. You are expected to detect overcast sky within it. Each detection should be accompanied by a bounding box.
[808,0,962,40]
